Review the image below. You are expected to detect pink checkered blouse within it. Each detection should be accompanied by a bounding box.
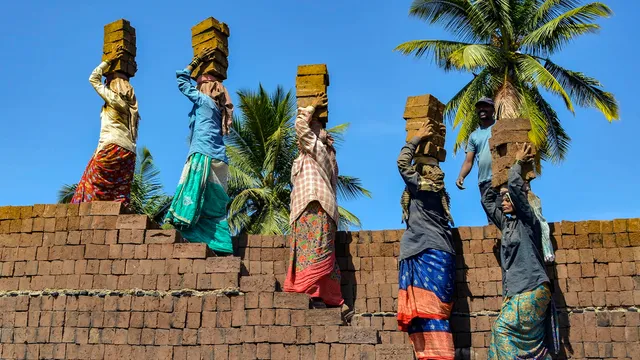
[289,106,339,225]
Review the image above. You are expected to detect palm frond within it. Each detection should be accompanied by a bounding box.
[516,54,574,113]
[337,176,373,202]
[394,40,471,70]
[57,184,77,204]
[534,0,582,25]
[448,44,505,71]
[529,86,571,163]
[408,0,492,42]
[522,2,611,55]
[326,123,350,148]
[474,0,515,46]
[446,70,500,152]
[544,59,619,121]
[338,206,362,231]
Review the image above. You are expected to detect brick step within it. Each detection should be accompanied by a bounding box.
[0,202,166,238]
[0,256,242,292]
[0,214,161,237]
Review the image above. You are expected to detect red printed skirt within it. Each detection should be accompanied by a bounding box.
[284,201,343,306]
[71,144,136,207]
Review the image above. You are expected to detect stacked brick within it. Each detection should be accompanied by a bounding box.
[238,219,640,359]
[296,64,329,123]
[0,203,239,292]
[191,17,230,80]
[489,118,536,187]
[236,235,289,286]
[1,202,639,359]
[403,94,447,162]
[102,19,137,78]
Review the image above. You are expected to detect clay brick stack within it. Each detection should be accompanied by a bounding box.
[0,202,239,293]
[489,118,536,187]
[403,94,447,163]
[102,19,137,77]
[191,17,230,80]
[1,201,639,359]
[296,64,329,123]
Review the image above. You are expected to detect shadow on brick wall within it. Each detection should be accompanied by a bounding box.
[549,225,572,359]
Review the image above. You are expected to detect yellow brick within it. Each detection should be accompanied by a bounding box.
[296,87,327,98]
[405,94,443,109]
[295,74,328,89]
[297,64,328,76]
[193,39,229,57]
[104,58,137,77]
[404,118,441,131]
[191,60,228,80]
[104,30,135,44]
[403,104,443,121]
[191,17,230,37]
[190,48,228,68]
[104,19,134,34]
[191,28,229,47]
[103,40,136,57]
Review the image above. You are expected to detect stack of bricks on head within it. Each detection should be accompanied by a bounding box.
[489,118,536,188]
[296,64,330,124]
[102,19,137,78]
[403,94,447,166]
[191,17,230,81]
[0,201,639,358]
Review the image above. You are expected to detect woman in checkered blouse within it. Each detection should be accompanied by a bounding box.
[283,93,352,320]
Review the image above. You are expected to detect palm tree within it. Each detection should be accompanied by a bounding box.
[395,0,619,164]
[58,146,172,220]
[227,84,372,235]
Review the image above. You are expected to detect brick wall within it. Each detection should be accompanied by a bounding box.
[0,203,639,359]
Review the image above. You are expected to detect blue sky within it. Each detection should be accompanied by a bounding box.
[0,0,638,230]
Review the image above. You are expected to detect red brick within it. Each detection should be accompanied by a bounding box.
[116,215,152,229]
[119,229,145,244]
[205,256,241,273]
[273,292,309,309]
[256,343,270,359]
[304,308,342,326]
[144,229,180,244]
[91,216,118,230]
[90,202,122,215]
[85,244,110,260]
[339,327,378,344]
[172,243,207,258]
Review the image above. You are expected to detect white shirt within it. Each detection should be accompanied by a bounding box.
[89,61,136,153]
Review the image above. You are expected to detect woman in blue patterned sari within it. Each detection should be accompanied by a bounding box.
[397,126,456,360]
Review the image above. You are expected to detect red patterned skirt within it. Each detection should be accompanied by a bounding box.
[71,144,136,206]
[284,201,343,306]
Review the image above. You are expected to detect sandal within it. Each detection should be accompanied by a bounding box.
[341,304,354,323]
[310,300,327,309]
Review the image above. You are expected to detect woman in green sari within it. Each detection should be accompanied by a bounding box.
[165,48,234,254]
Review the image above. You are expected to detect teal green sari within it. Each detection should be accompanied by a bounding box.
[165,153,232,254]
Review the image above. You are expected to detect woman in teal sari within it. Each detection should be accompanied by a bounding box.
[165,47,234,254]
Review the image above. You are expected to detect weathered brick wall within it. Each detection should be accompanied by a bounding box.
[0,203,639,359]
